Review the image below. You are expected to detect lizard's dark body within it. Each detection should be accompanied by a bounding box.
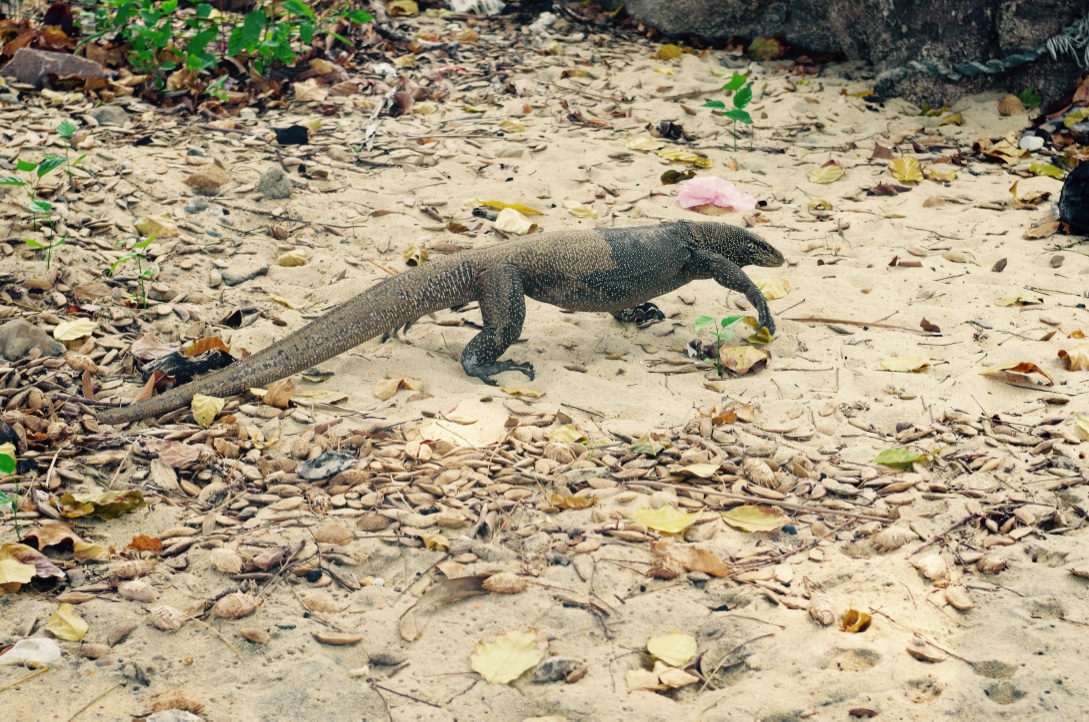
[98,222,784,424]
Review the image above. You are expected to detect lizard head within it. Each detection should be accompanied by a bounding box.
[691,223,785,268]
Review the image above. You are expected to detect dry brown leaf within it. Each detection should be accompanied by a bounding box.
[1058,344,1089,371]
[263,378,296,408]
[374,376,422,401]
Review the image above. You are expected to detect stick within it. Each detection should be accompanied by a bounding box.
[67,682,124,721]
[785,316,939,335]
[906,513,978,556]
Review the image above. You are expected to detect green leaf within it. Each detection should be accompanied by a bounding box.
[1018,87,1041,109]
[56,119,78,138]
[196,2,212,18]
[722,72,747,91]
[345,9,373,23]
[694,315,717,332]
[135,234,157,249]
[873,448,935,470]
[282,0,315,20]
[161,0,178,13]
[0,176,26,186]
[16,159,38,172]
[23,239,46,249]
[723,108,753,125]
[298,20,314,44]
[733,84,753,109]
[719,315,744,328]
[1028,162,1066,180]
[29,199,52,214]
[71,154,87,168]
[37,156,67,177]
[0,453,14,475]
[702,99,726,110]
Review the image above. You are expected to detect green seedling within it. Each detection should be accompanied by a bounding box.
[110,235,158,308]
[694,314,745,374]
[1,147,81,269]
[0,451,19,539]
[703,72,754,151]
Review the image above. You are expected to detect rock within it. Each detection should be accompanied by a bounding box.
[90,105,129,126]
[369,649,408,666]
[1059,162,1089,235]
[0,319,65,361]
[0,48,107,88]
[532,656,583,683]
[257,167,293,199]
[614,0,1083,106]
[185,165,231,196]
[221,259,268,287]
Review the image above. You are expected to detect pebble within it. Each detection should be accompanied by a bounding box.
[257,167,293,199]
[221,260,268,287]
[90,105,129,126]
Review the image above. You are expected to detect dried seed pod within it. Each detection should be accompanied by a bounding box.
[107,621,139,646]
[240,628,270,645]
[976,552,1008,574]
[111,559,157,581]
[148,605,188,632]
[944,586,974,611]
[872,525,918,552]
[118,579,158,603]
[906,638,946,663]
[211,592,259,620]
[997,93,1024,116]
[741,457,778,488]
[483,572,528,594]
[808,595,836,626]
[208,548,243,575]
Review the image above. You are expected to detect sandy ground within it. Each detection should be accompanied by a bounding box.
[2,13,1088,722]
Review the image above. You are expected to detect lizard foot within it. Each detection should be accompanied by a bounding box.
[380,322,415,343]
[614,302,665,328]
[465,359,535,385]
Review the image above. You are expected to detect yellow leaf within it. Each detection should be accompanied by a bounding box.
[550,493,596,509]
[879,356,931,372]
[0,558,35,592]
[191,394,225,427]
[840,608,872,633]
[626,668,665,691]
[500,387,542,398]
[391,54,416,69]
[53,318,96,341]
[46,603,88,641]
[657,148,712,168]
[719,345,770,375]
[134,214,178,238]
[721,504,791,533]
[277,249,307,267]
[470,629,547,684]
[652,540,729,577]
[73,541,110,562]
[923,166,956,182]
[498,119,525,133]
[983,139,1028,165]
[756,277,790,300]
[979,361,1054,387]
[470,199,543,215]
[808,163,844,184]
[493,208,538,235]
[626,136,665,151]
[374,376,422,401]
[422,533,450,552]
[632,505,699,534]
[1058,344,1089,371]
[653,67,676,76]
[548,424,587,443]
[462,105,489,113]
[657,661,700,688]
[647,632,697,667]
[1023,221,1060,239]
[387,0,418,16]
[653,43,684,60]
[267,293,302,310]
[937,112,963,127]
[889,157,923,182]
[1075,415,1089,441]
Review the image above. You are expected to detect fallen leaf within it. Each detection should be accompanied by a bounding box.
[626,667,665,692]
[22,521,81,550]
[672,463,719,478]
[656,661,700,688]
[653,43,684,60]
[718,345,770,375]
[549,424,587,443]
[840,608,872,633]
[632,505,698,534]
[626,136,665,151]
[498,119,525,133]
[470,200,542,215]
[657,148,712,168]
[184,336,230,356]
[923,166,956,182]
[134,214,178,238]
[652,540,728,576]
[493,208,537,235]
[470,629,547,684]
[374,376,422,401]
[1028,163,1066,180]
[1058,344,1089,371]
[73,541,110,562]
[879,356,931,372]
[1075,415,1089,441]
[980,361,1054,387]
[53,318,96,341]
[872,449,935,469]
[58,490,146,519]
[721,505,790,533]
[756,277,790,300]
[45,603,88,641]
[191,394,225,427]
[277,249,307,267]
[550,493,596,509]
[422,533,450,552]
[500,387,542,398]
[808,161,844,184]
[995,296,1043,307]
[1023,221,1060,239]
[889,157,923,182]
[0,557,35,592]
[630,433,666,456]
[647,632,697,667]
[263,378,295,408]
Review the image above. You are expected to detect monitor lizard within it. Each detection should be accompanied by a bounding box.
[98,221,785,424]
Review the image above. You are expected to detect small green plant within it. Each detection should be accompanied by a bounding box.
[1,145,83,269]
[1018,87,1041,109]
[0,449,19,539]
[703,72,754,151]
[694,314,745,374]
[55,118,81,184]
[110,235,158,308]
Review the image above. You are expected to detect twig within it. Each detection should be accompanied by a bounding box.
[369,682,393,722]
[785,316,939,335]
[0,664,51,693]
[699,633,773,692]
[906,513,979,556]
[186,615,244,661]
[626,480,891,521]
[371,682,442,709]
[67,682,124,721]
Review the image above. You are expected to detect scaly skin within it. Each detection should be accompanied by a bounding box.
[98,222,785,424]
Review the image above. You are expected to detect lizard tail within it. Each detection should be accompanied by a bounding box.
[98,261,475,425]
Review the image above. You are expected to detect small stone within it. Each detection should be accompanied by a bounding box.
[0,319,65,361]
[1050,254,1064,268]
[90,105,129,126]
[532,656,583,683]
[185,165,231,196]
[369,649,408,666]
[0,48,106,88]
[992,258,1007,273]
[240,628,270,645]
[221,259,268,287]
[257,167,293,199]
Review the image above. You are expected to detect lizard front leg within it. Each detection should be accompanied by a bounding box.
[461,264,535,384]
[693,250,776,335]
[612,302,665,327]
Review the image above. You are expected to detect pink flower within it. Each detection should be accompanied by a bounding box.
[677,176,757,211]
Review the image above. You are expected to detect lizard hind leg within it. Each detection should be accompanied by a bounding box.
[461,264,535,385]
